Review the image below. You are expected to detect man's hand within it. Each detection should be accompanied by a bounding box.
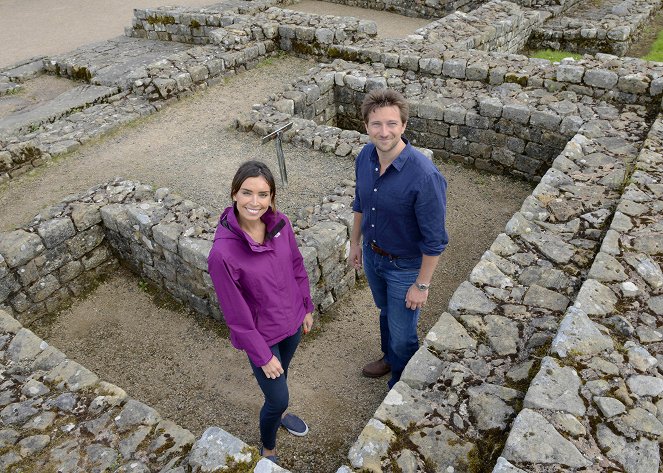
[261,355,284,379]
[302,313,314,334]
[405,285,428,310]
[349,244,362,270]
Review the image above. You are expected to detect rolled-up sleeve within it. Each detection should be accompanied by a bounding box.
[208,251,273,366]
[415,172,449,256]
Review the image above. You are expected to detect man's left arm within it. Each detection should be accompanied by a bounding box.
[405,254,439,310]
[405,171,448,310]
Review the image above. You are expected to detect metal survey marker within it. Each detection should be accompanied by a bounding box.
[261,122,293,187]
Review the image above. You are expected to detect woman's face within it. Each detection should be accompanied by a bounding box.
[233,176,272,225]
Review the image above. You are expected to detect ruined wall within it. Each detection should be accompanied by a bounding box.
[305,0,484,19]
[240,55,663,181]
[0,179,356,326]
[413,0,546,53]
[496,113,663,473]
[0,308,279,472]
[127,6,378,50]
[527,0,663,56]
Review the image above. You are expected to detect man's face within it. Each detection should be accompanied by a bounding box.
[365,105,406,156]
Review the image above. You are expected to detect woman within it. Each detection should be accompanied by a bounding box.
[207,160,314,464]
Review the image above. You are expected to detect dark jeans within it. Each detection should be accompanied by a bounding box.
[363,242,421,389]
[249,327,302,450]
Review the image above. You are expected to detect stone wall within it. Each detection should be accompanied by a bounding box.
[301,0,484,19]
[127,5,378,52]
[527,0,663,56]
[0,309,287,472]
[413,0,546,54]
[0,178,356,327]
[238,56,662,181]
[495,114,663,472]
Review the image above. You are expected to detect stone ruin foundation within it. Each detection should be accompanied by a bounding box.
[1,0,663,471]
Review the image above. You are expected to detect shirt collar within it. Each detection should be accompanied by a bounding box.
[370,137,412,172]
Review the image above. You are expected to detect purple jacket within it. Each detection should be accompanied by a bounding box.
[207,206,315,367]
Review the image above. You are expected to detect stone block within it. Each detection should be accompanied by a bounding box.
[126,203,167,238]
[179,237,213,271]
[584,69,618,89]
[524,357,585,415]
[443,58,467,79]
[479,97,502,118]
[466,62,489,81]
[7,327,47,365]
[16,261,39,286]
[37,218,76,249]
[419,57,442,75]
[66,226,105,260]
[348,419,395,471]
[530,110,561,130]
[426,312,476,351]
[0,230,44,269]
[70,203,102,231]
[82,245,112,270]
[556,64,584,84]
[59,261,84,283]
[44,360,99,392]
[100,204,125,233]
[503,409,591,468]
[189,426,251,471]
[618,73,649,95]
[153,223,183,253]
[400,55,420,71]
[299,222,347,261]
[374,381,431,431]
[26,274,60,303]
[502,103,530,124]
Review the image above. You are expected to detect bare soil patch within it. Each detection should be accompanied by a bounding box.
[0,0,214,68]
[289,0,431,37]
[0,75,76,119]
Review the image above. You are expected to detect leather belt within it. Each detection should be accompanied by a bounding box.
[370,242,399,259]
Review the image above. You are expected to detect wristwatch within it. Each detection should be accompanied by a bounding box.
[415,282,430,291]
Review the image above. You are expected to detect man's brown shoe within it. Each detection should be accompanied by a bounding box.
[362,357,391,378]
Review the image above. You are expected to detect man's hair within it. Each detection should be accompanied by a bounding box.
[361,88,409,124]
[230,160,277,210]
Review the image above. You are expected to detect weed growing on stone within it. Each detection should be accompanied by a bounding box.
[223,446,261,472]
[529,49,582,62]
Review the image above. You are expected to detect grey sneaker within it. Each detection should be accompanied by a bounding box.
[281,413,309,436]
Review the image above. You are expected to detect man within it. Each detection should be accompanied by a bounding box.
[349,88,448,389]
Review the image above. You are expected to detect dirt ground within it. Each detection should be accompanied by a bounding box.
[2,1,533,472]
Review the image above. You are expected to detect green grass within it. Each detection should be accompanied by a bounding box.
[642,29,663,62]
[529,49,582,62]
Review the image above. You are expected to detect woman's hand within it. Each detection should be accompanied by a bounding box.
[302,313,314,334]
[261,355,284,379]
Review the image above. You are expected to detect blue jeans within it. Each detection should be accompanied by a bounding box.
[363,242,421,389]
[249,327,302,450]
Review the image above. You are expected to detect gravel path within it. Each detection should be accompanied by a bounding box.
[2,1,534,471]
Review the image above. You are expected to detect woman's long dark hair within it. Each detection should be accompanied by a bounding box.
[231,160,277,211]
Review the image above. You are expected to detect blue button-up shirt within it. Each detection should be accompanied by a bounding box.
[352,139,448,257]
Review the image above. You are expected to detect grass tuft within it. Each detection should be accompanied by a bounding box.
[528,49,582,62]
[642,29,663,62]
